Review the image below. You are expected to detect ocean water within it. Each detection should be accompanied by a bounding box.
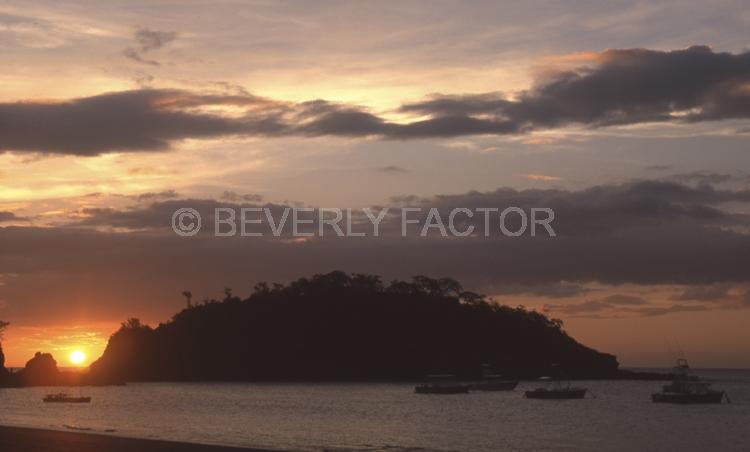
[1,369,749,451]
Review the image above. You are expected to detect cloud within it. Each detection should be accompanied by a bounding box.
[2,46,750,155]
[123,27,178,66]
[0,89,285,155]
[220,191,263,203]
[127,166,179,176]
[544,292,727,318]
[600,294,649,306]
[2,179,750,323]
[0,12,69,49]
[492,282,590,299]
[134,28,178,53]
[668,171,736,185]
[646,165,671,171]
[671,284,732,301]
[377,165,409,173]
[0,211,27,223]
[628,304,710,317]
[130,190,180,202]
[545,300,613,315]
[521,136,560,145]
[743,290,750,307]
[67,179,750,240]
[545,294,648,316]
[400,46,750,127]
[523,174,561,182]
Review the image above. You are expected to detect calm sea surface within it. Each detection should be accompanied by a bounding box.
[1,369,748,451]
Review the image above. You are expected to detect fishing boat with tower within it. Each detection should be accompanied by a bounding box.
[651,358,728,404]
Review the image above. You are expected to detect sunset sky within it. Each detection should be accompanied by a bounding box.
[1,0,750,368]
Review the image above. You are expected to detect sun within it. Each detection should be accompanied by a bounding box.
[69,350,86,366]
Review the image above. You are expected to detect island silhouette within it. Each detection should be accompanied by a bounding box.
[1,271,668,386]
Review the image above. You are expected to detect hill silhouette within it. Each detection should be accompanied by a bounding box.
[0,350,86,387]
[88,271,620,382]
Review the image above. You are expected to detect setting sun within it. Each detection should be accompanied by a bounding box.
[69,350,86,366]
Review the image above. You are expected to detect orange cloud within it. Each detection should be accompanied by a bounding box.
[544,51,602,64]
[523,173,561,181]
[521,136,560,145]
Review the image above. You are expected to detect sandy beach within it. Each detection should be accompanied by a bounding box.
[0,426,277,452]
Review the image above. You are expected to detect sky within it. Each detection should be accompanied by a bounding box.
[1,0,750,368]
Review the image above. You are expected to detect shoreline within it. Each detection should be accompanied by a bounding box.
[0,426,282,452]
[0,371,677,388]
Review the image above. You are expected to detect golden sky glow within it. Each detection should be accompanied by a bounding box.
[3,324,114,368]
[69,349,86,366]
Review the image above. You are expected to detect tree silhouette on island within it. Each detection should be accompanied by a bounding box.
[87,271,621,383]
[3,271,668,386]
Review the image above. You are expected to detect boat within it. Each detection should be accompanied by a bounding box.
[525,376,587,399]
[43,393,92,403]
[651,359,727,404]
[525,387,587,399]
[415,374,470,394]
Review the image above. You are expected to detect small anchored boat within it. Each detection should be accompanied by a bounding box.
[415,374,470,394]
[652,359,727,404]
[525,386,587,399]
[43,393,91,403]
[525,376,587,399]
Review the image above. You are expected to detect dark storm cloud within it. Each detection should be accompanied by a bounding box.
[402,46,750,127]
[399,92,512,117]
[0,89,288,155]
[412,46,750,123]
[2,46,749,155]
[294,101,391,136]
